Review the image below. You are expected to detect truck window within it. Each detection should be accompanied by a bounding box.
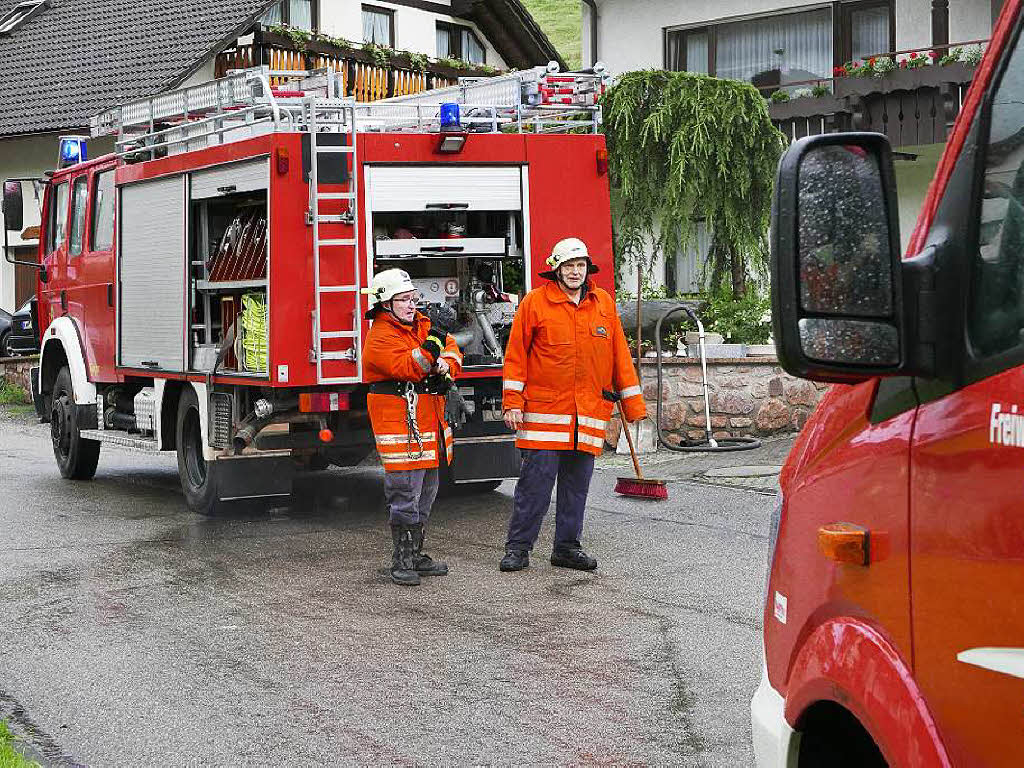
[46,180,69,254]
[971,35,1024,358]
[68,176,88,257]
[91,170,114,251]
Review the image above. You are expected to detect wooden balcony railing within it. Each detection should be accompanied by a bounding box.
[760,39,986,147]
[215,27,495,102]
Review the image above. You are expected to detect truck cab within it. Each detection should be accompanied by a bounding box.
[754,2,1024,765]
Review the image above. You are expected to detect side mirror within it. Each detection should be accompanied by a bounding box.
[3,180,24,233]
[771,133,904,383]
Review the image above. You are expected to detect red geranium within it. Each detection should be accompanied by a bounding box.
[929,49,939,58]
[909,51,918,59]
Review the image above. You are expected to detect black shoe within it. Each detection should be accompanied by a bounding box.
[412,524,448,576]
[390,525,421,586]
[499,550,530,572]
[551,548,597,571]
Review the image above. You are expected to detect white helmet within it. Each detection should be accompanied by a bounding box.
[541,237,599,279]
[362,268,417,317]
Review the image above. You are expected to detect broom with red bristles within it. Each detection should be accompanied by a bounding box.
[614,401,668,500]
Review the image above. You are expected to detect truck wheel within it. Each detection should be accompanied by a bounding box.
[176,387,226,516]
[50,366,101,480]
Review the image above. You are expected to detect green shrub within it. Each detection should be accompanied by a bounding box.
[701,287,772,344]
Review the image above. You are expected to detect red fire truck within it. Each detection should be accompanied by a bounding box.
[754,0,1024,765]
[1,65,614,515]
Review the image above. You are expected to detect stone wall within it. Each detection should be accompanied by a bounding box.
[605,355,828,447]
[0,355,36,394]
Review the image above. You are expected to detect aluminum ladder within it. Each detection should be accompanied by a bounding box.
[304,95,361,384]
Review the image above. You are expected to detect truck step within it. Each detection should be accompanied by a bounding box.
[80,429,161,452]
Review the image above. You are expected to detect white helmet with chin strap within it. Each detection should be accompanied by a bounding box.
[540,237,600,280]
[362,268,417,318]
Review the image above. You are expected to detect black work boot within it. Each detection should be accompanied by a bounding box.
[551,547,598,572]
[413,524,448,576]
[390,524,421,586]
[499,549,530,572]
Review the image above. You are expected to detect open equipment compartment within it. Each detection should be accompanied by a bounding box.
[187,158,270,377]
[366,164,528,370]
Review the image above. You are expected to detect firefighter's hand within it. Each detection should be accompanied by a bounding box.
[435,358,450,375]
[504,409,524,431]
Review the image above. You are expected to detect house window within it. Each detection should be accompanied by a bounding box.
[841,1,893,63]
[0,0,47,35]
[437,22,486,65]
[261,0,317,31]
[362,4,395,47]
[666,4,891,87]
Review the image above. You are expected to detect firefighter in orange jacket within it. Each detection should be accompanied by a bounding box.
[499,238,646,572]
[362,268,463,587]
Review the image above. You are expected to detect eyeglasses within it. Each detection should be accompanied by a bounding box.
[391,294,419,306]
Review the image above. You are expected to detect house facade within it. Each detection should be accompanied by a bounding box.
[582,0,1001,293]
[0,0,560,313]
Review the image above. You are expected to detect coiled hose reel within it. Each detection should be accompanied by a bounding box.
[654,305,760,453]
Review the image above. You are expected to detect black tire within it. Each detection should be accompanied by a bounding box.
[50,365,100,480]
[0,331,10,358]
[176,387,227,516]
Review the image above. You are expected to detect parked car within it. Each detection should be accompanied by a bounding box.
[6,298,38,356]
[0,306,11,357]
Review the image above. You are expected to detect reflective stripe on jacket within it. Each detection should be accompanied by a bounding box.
[502,281,646,456]
[363,311,461,471]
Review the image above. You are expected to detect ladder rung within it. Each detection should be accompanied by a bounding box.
[320,351,355,361]
[320,239,356,247]
[318,285,358,293]
[319,331,358,339]
[317,192,355,200]
[316,215,351,223]
[316,145,355,154]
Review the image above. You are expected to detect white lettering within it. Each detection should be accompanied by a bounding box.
[991,404,1002,445]
[989,403,1024,448]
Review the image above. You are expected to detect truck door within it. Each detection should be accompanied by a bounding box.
[66,167,116,381]
[39,177,70,331]
[910,23,1024,766]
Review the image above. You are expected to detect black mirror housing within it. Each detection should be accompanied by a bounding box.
[771,133,906,383]
[3,180,24,233]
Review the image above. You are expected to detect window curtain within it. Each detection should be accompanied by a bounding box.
[851,6,890,61]
[260,1,283,25]
[716,8,831,87]
[436,26,451,58]
[462,30,485,64]
[364,9,390,44]
[289,0,312,31]
[665,30,708,73]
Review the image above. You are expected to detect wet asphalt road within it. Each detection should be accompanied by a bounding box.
[0,406,774,767]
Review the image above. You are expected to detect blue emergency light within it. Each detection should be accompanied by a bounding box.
[57,136,88,168]
[439,103,461,132]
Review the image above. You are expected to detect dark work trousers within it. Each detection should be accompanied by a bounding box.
[384,468,440,526]
[506,449,596,553]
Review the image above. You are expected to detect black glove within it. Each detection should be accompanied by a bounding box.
[445,388,472,428]
[421,328,445,361]
[425,372,454,395]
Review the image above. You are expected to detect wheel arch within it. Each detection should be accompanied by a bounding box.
[784,617,951,768]
[39,316,94,406]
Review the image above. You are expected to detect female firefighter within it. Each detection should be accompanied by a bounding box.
[361,268,463,587]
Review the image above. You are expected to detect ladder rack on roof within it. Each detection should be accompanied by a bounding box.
[89,64,607,160]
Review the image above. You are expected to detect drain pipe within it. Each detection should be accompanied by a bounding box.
[581,0,599,66]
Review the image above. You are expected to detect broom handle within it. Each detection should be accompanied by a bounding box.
[618,402,644,481]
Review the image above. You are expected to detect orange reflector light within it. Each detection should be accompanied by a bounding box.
[275,146,289,175]
[299,392,349,413]
[319,428,334,443]
[817,522,870,566]
[596,148,609,175]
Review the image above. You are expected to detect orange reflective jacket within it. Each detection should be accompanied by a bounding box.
[502,281,645,456]
[363,312,463,472]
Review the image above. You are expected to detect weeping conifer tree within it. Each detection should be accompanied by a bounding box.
[601,70,787,298]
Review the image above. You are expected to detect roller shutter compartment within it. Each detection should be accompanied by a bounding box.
[367,166,522,211]
[190,158,269,200]
[119,175,186,371]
